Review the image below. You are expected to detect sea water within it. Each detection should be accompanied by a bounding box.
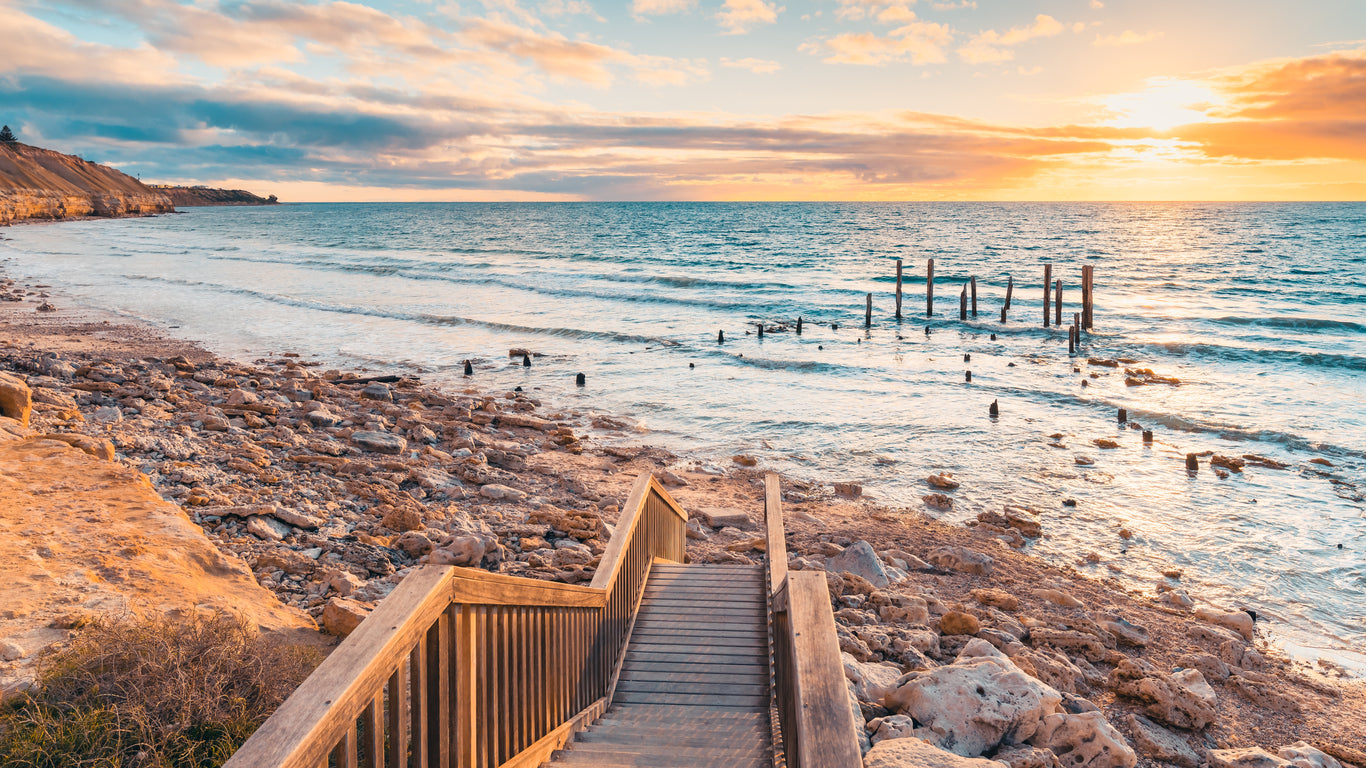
[4,202,1364,667]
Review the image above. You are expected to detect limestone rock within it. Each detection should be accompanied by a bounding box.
[1096,615,1148,647]
[396,531,434,558]
[993,746,1062,768]
[1028,711,1136,768]
[844,652,906,706]
[1210,749,1294,768]
[939,611,981,636]
[830,540,892,589]
[0,372,33,427]
[1029,628,1108,661]
[1032,588,1082,608]
[870,591,929,624]
[430,533,495,566]
[479,483,528,501]
[1194,606,1255,640]
[972,588,1020,611]
[928,473,961,489]
[927,546,994,576]
[247,515,292,541]
[1106,658,1217,730]
[326,569,365,597]
[871,714,918,744]
[351,430,408,455]
[862,737,1008,768]
[1124,714,1201,768]
[697,506,755,530]
[381,505,424,532]
[887,654,1062,757]
[1278,742,1343,768]
[36,433,115,460]
[322,597,371,637]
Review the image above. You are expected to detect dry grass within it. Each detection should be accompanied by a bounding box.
[0,611,321,768]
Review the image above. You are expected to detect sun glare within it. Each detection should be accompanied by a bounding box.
[1102,78,1220,132]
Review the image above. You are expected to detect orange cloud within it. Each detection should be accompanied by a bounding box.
[804,19,953,65]
[959,14,1064,64]
[715,0,781,34]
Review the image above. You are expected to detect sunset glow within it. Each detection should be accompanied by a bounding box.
[3,0,1364,200]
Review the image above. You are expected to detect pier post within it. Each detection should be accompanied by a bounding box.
[1082,265,1094,330]
[718,330,725,344]
[757,323,764,338]
[1004,275,1014,311]
[1000,307,1007,323]
[895,259,903,319]
[970,276,978,318]
[926,259,935,317]
[865,293,873,327]
[1054,279,1063,327]
[796,317,803,335]
[959,285,967,320]
[1068,325,1076,355]
[1043,264,1052,327]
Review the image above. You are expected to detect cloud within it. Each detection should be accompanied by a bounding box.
[1093,30,1160,47]
[720,57,782,73]
[958,13,1063,64]
[1090,0,1103,8]
[932,1,976,9]
[631,0,695,16]
[715,0,781,34]
[803,18,953,65]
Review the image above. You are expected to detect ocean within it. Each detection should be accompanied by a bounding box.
[4,201,1364,668]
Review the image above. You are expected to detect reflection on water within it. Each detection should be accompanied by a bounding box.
[4,201,1364,668]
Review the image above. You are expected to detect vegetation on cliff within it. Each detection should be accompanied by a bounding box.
[152,186,279,207]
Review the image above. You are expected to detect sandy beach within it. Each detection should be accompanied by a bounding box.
[2,261,1365,766]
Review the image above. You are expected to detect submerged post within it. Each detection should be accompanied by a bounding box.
[1054,279,1063,327]
[1043,263,1053,327]
[1005,275,1014,310]
[895,259,903,320]
[865,293,873,327]
[926,259,935,317]
[959,285,967,321]
[970,276,978,318]
[796,316,803,335]
[757,322,764,338]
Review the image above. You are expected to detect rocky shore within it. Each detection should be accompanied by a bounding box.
[1,269,1364,768]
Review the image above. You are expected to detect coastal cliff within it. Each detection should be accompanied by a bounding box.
[153,185,278,206]
[0,142,173,225]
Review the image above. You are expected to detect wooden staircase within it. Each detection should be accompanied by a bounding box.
[541,564,772,767]
[222,474,859,768]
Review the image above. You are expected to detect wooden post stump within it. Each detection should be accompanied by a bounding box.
[1043,263,1052,327]
[926,259,935,317]
[866,293,873,327]
[1054,279,1063,327]
[895,259,903,320]
[1005,275,1014,310]
[959,286,967,321]
[970,276,978,318]
[796,316,803,335]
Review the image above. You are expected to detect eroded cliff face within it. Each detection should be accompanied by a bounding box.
[0,142,174,225]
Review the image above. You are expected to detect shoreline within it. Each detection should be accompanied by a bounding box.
[2,263,1366,763]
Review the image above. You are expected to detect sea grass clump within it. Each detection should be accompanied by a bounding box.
[0,611,320,768]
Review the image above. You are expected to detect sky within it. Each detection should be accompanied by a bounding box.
[3,0,1365,201]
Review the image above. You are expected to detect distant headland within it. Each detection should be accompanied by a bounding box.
[149,185,279,207]
[0,131,277,225]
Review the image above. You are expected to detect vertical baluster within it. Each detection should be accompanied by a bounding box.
[362,692,384,768]
[340,722,359,768]
[498,607,511,762]
[388,661,408,768]
[455,605,475,768]
[409,635,428,767]
[428,611,451,767]
[482,607,496,768]
[517,606,529,754]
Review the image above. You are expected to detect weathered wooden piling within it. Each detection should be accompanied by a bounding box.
[522,353,531,367]
[1082,265,1095,329]
[895,259,903,320]
[1005,275,1014,311]
[1001,307,1008,323]
[1054,279,1063,327]
[866,293,873,327]
[1143,430,1153,443]
[463,360,473,376]
[576,372,586,386]
[970,277,978,318]
[1118,408,1127,423]
[1186,453,1199,471]
[959,286,967,320]
[989,399,1000,417]
[964,353,971,362]
[796,316,803,335]
[757,322,764,338]
[718,330,725,343]
[926,258,935,317]
[1043,263,1053,327]
[966,371,972,382]
[1068,325,1076,355]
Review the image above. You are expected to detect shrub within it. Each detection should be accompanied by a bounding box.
[0,611,321,768]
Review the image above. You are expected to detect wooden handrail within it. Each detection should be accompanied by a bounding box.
[764,473,862,768]
[224,472,687,768]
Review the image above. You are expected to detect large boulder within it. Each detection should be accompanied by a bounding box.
[830,540,892,588]
[350,430,407,455]
[927,546,994,576]
[1028,712,1136,768]
[1278,742,1343,768]
[1210,748,1294,768]
[844,652,906,706]
[1194,606,1255,640]
[863,737,1008,768]
[886,654,1062,757]
[1106,659,1217,730]
[0,372,33,427]
[1123,714,1201,767]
